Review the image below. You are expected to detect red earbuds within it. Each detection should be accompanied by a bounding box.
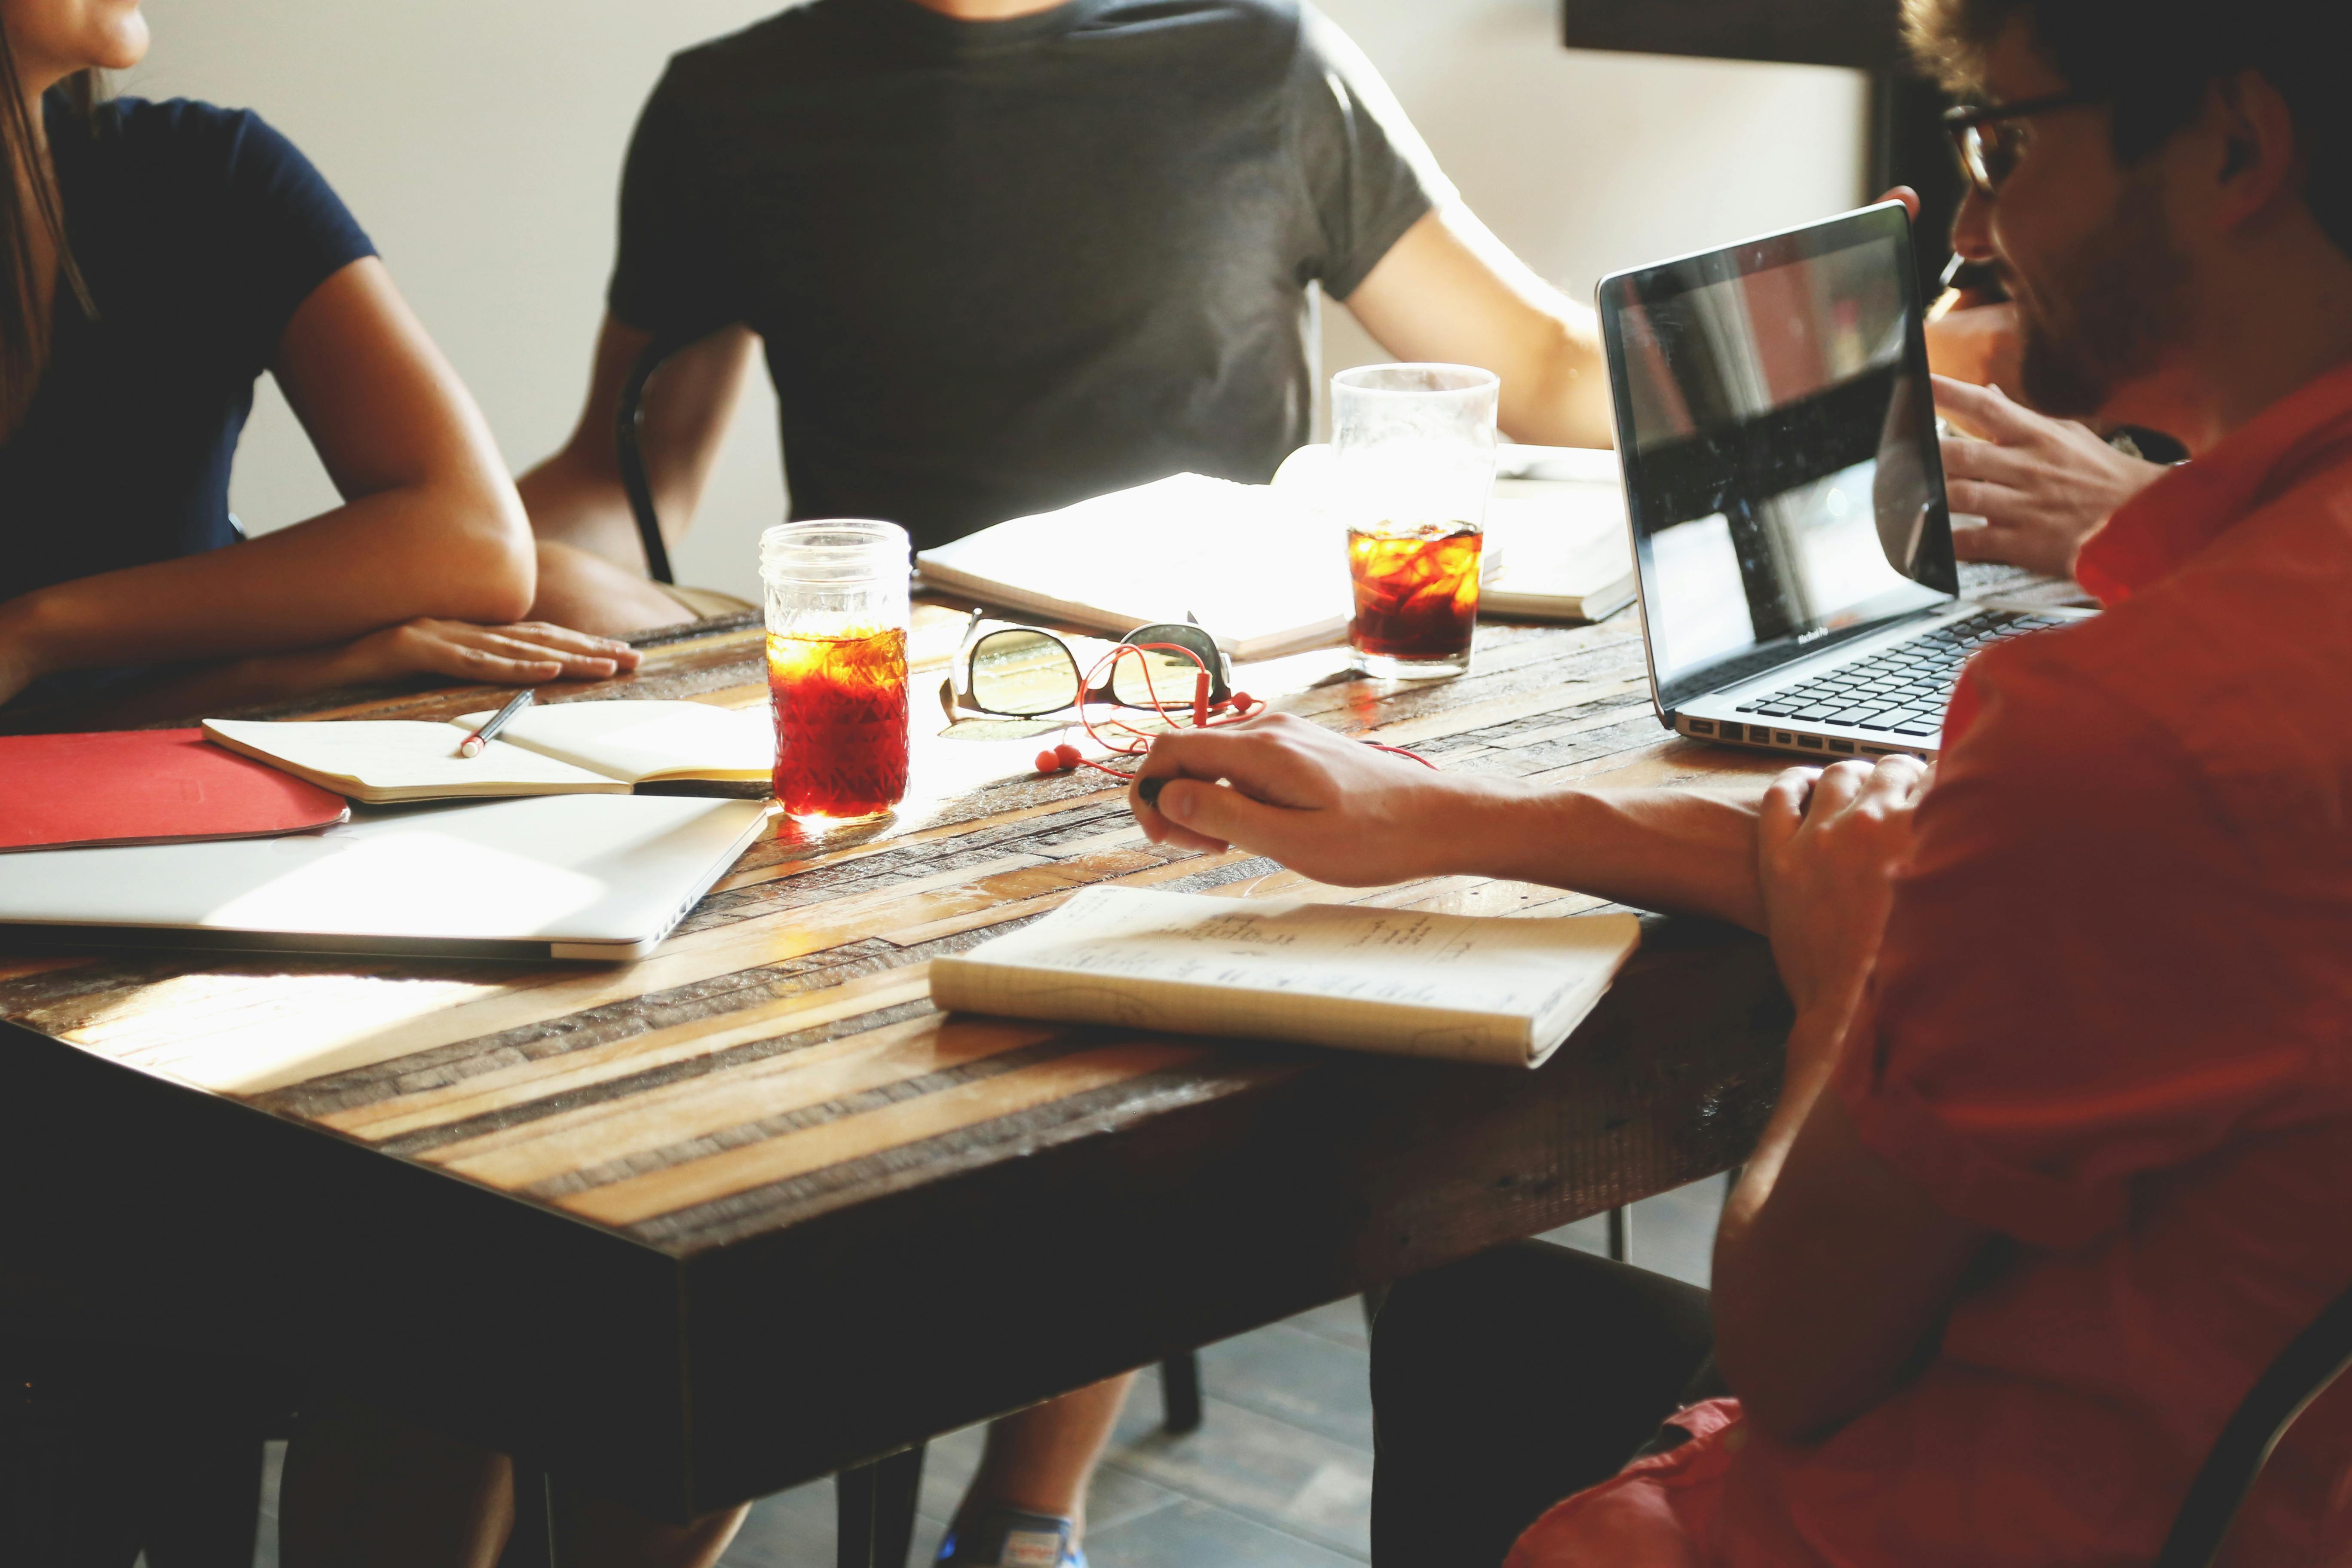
[1035,742,1086,775]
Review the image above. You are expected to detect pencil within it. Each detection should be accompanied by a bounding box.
[457,689,536,759]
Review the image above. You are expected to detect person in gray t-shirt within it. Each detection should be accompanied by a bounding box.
[522,0,1615,633]
[487,10,1612,1555]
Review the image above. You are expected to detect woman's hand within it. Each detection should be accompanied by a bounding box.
[1130,712,1494,887]
[308,618,642,688]
[1757,757,1930,1040]
[1935,375,2168,578]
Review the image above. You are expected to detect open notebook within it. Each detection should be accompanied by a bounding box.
[930,885,1642,1068]
[914,473,1353,661]
[205,701,772,804]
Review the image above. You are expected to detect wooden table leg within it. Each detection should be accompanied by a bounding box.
[837,1444,926,1568]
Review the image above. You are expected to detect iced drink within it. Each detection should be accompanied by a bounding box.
[768,625,910,820]
[1348,522,1482,676]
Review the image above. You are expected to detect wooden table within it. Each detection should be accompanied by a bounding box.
[0,608,1791,1535]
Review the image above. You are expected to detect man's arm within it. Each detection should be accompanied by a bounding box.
[1710,760,1987,1442]
[0,260,541,704]
[1129,714,1768,930]
[1339,206,1613,450]
[1130,723,1991,1442]
[518,316,758,565]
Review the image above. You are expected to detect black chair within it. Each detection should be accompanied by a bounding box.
[2155,1277,2352,1568]
[615,337,685,588]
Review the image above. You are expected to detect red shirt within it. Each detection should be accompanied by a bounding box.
[1511,362,2352,1568]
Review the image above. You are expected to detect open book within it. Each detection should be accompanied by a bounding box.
[914,473,1353,661]
[930,885,1642,1068]
[204,701,772,804]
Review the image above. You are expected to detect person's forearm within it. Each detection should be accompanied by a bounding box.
[516,447,647,564]
[1448,774,1767,929]
[1718,1003,1844,1238]
[1,477,530,683]
[1495,309,1614,452]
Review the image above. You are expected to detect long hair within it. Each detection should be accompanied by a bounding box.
[0,23,98,435]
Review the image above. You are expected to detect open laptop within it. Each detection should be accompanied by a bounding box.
[0,793,770,961]
[1596,201,2090,762]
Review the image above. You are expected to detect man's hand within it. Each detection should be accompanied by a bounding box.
[1935,375,2168,578]
[1130,713,1489,886]
[1924,298,2024,394]
[1757,757,1929,1034]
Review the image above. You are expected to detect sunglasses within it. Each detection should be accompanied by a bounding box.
[940,614,1235,723]
[1942,89,2104,197]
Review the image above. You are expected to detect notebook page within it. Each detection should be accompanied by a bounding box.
[203,720,622,800]
[447,701,775,783]
[932,885,1642,1066]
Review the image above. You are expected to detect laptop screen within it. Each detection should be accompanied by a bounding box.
[1599,203,1957,710]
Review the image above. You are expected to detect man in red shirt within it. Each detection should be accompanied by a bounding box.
[1127,0,2352,1561]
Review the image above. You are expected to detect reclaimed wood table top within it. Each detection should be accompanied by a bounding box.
[0,606,1792,1522]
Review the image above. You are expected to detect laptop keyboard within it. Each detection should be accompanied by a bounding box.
[1733,610,2072,739]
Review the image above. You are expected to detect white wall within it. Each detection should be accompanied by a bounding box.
[126,2,790,597]
[1312,0,1870,390]
[136,0,1866,603]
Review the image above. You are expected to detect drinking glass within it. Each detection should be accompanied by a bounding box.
[760,520,912,822]
[1332,363,1499,679]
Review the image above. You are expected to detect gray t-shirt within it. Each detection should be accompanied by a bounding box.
[610,0,1450,550]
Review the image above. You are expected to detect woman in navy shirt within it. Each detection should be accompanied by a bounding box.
[0,0,639,720]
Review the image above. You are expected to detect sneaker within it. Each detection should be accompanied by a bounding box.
[935,1504,1087,1567]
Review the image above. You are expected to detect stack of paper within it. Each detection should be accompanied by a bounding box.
[931,885,1642,1068]
[914,473,1354,661]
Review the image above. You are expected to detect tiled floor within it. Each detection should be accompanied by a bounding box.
[245,1176,1727,1568]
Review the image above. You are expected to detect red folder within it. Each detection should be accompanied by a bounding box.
[0,728,350,853]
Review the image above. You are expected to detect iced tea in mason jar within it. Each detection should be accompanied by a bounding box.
[1332,364,1498,679]
[760,521,912,822]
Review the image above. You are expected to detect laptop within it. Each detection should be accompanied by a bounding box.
[0,793,770,961]
[1596,200,2090,762]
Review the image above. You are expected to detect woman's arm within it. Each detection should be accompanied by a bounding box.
[0,258,538,704]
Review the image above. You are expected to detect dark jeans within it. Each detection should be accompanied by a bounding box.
[3,1337,297,1568]
[1370,1240,1721,1568]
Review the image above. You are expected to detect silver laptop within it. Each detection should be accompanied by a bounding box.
[0,794,770,961]
[1596,201,2089,762]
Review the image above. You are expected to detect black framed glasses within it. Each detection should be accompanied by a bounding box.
[1942,90,2104,197]
[939,613,1233,722]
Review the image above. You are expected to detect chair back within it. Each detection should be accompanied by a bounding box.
[614,337,683,585]
[2156,1279,2352,1568]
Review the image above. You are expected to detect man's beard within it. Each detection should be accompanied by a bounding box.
[2009,171,2190,420]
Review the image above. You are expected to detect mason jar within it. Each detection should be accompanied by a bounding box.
[759,520,912,822]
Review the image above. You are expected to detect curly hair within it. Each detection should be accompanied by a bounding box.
[1902,0,2350,257]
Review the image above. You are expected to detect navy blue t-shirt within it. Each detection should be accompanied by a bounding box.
[0,94,375,607]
